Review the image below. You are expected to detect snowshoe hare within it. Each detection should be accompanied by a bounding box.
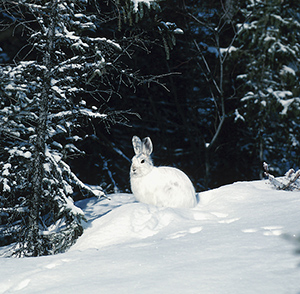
[130,136,197,208]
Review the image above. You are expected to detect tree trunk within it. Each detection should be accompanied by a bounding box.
[28,0,57,256]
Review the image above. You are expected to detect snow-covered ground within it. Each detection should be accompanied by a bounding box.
[0,180,299,294]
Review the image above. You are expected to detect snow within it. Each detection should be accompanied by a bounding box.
[280,65,296,76]
[90,37,122,51]
[173,28,184,34]
[131,0,155,12]
[220,46,238,55]
[267,89,296,115]
[279,98,295,115]
[1,178,11,192]
[48,109,107,120]
[8,148,32,159]
[234,109,245,122]
[0,180,300,293]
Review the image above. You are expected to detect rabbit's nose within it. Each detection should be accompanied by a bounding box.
[132,165,136,172]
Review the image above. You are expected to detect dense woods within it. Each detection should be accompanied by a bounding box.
[0,0,300,255]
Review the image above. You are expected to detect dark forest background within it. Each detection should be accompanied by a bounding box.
[1,0,300,255]
[2,0,300,192]
[72,0,300,193]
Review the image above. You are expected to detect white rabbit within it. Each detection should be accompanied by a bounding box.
[130,136,197,208]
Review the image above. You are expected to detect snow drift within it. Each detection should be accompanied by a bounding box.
[0,180,299,293]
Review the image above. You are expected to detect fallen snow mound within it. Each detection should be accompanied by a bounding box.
[1,180,300,294]
[73,180,300,252]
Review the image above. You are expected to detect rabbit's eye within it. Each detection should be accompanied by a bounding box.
[141,159,145,164]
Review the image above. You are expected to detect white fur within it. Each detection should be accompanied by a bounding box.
[130,136,197,208]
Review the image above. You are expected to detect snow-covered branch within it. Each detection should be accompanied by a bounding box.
[263,162,300,191]
[48,109,107,121]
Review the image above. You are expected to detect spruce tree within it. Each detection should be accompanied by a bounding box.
[232,0,300,174]
[0,0,131,256]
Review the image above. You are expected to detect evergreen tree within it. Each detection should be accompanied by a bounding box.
[0,0,148,256]
[232,0,300,175]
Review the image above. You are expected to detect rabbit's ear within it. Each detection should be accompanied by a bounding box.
[142,137,153,156]
[132,136,142,155]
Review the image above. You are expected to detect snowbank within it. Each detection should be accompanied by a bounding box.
[0,180,299,293]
